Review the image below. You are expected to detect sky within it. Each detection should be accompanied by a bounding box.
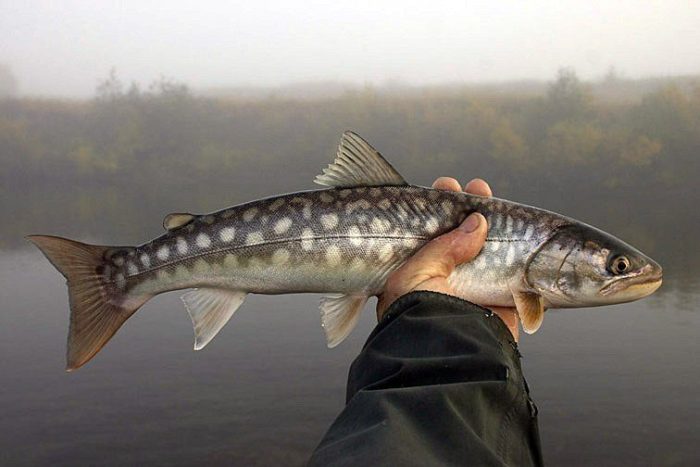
[1,0,699,97]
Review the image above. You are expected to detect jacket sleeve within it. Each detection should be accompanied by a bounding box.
[308,291,543,467]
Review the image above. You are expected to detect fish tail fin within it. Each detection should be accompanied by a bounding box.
[27,235,148,371]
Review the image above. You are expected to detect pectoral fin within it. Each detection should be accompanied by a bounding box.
[319,294,368,347]
[513,291,546,334]
[181,288,248,350]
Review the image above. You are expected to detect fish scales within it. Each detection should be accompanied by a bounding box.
[107,186,560,303]
[29,131,662,370]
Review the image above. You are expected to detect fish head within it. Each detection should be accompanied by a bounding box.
[525,224,663,308]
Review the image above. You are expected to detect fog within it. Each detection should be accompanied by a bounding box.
[2,0,699,97]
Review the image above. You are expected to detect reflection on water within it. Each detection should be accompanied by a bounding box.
[1,250,698,466]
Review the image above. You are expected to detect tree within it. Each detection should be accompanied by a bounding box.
[545,68,592,122]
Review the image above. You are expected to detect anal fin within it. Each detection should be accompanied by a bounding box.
[513,291,546,334]
[181,288,248,350]
[320,294,368,348]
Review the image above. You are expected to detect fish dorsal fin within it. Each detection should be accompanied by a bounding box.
[181,288,248,350]
[320,294,368,347]
[163,213,195,231]
[513,291,546,334]
[314,131,408,188]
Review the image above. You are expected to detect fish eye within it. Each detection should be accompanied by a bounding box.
[608,255,631,275]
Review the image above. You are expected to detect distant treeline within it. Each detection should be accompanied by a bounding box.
[1,70,699,275]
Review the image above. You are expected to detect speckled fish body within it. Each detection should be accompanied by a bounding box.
[29,131,662,370]
[120,188,546,304]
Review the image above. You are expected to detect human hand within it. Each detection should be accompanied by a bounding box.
[376,177,520,342]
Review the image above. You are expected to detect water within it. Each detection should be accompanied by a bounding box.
[1,248,698,466]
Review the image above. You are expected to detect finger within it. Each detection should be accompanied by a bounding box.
[391,213,487,283]
[464,178,492,197]
[431,177,462,192]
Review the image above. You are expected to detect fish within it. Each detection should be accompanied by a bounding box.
[29,131,663,371]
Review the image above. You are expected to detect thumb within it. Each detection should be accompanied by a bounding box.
[409,212,488,278]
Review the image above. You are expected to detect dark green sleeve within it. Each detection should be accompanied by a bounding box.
[308,291,543,467]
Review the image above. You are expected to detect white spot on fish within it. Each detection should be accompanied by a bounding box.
[369,187,382,197]
[326,245,341,266]
[339,189,352,198]
[303,205,312,220]
[490,240,501,252]
[410,217,421,227]
[505,244,515,265]
[425,217,439,234]
[113,256,124,266]
[357,214,368,223]
[196,233,211,248]
[301,228,315,251]
[347,226,363,246]
[402,238,419,248]
[140,253,150,268]
[202,215,215,224]
[115,273,126,289]
[441,200,454,215]
[243,207,258,222]
[378,243,394,261]
[127,262,138,276]
[493,214,502,229]
[221,209,236,219]
[156,246,170,261]
[246,232,263,245]
[274,217,292,234]
[371,217,386,233]
[219,227,236,242]
[524,225,534,240]
[261,215,269,225]
[321,213,339,230]
[506,216,514,235]
[271,248,290,265]
[320,192,333,203]
[516,218,524,232]
[378,199,391,210]
[349,258,365,270]
[269,199,285,211]
[177,237,188,255]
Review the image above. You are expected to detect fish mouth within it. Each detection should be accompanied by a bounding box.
[599,263,663,298]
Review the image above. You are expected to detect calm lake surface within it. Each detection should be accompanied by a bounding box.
[1,249,698,466]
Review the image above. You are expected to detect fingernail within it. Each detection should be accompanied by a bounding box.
[459,213,482,233]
